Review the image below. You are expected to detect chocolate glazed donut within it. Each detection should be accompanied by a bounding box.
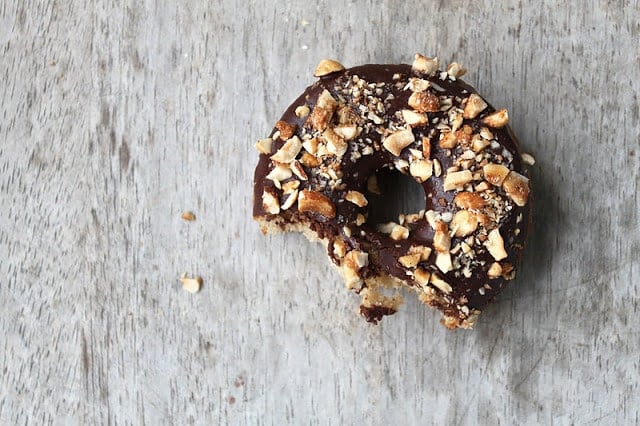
[253,54,533,329]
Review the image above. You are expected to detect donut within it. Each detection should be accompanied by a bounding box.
[253,54,533,329]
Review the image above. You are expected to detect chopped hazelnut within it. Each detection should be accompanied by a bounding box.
[482,109,509,128]
[521,152,536,166]
[181,211,196,221]
[302,137,319,155]
[298,190,336,218]
[402,109,429,126]
[323,128,348,157]
[300,152,321,168]
[345,190,368,207]
[439,131,457,149]
[422,136,431,159]
[280,189,299,210]
[270,136,302,163]
[433,221,451,253]
[262,188,280,214]
[412,53,439,75]
[471,134,490,152]
[414,268,431,286]
[390,224,410,240]
[409,159,433,182]
[430,273,452,294]
[180,275,203,294]
[484,228,508,261]
[290,160,308,180]
[462,94,488,119]
[409,245,432,261]
[446,62,467,78]
[399,253,421,268]
[382,128,415,156]
[333,125,358,140]
[333,239,346,258]
[483,163,510,186]
[314,59,345,77]
[342,250,368,290]
[451,210,478,237]
[454,191,486,210]
[487,262,503,279]
[443,170,473,191]
[436,252,453,273]
[502,171,530,206]
[295,105,310,118]
[275,120,297,140]
[408,91,440,113]
[255,138,273,155]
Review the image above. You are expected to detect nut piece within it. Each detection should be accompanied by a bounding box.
[280,189,299,210]
[451,210,478,237]
[255,138,273,155]
[439,131,457,149]
[412,53,439,75]
[345,190,368,207]
[433,222,451,253]
[402,109,428,126]
[298,190,336,218]
[323,128,348,157]
[180,274,203,294]
[454,191,486,211]
[295,105,310,118]
[435,252,453,273]
[333,125,358,140]
[290,160,308,180]
[446,62,467,78]
[181,211,196,221]
[382,128,415,156]
[462,94,488,119]
[487,262,503,279]
[408,91,440,113]
[398,253,421,268]
[262,188,280,215]
[443,170,473,191]
[342,250,369,290]
[409,245,432,261]
[482,109,509,128]
[521,152,536,166]
[430,273,452,294]
[306,90,338,131]
[414,268,431,286]
[333,239,347,258]
[270,136,302,164]
[275,120,297,140]
[502,171,530,206]
[409,159,433,182]
[483,163,510,186]
[314,59,345,77]
[390,224,410,241]
[484,228,508,261]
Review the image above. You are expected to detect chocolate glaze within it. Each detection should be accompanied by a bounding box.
[253,63,532,323]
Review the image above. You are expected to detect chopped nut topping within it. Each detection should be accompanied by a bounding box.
[342,250,368,290]
[356,213,366,226]
[484,228,508,261]
[390,224,410,240]
[298,190,336,218]
[483,163,510,186]
[462,94,488,119]
[521,152,536,166]
[406,78,431,92]
[290,160,308,180]
[270,136,302,163]
[433,221,451,253]
[430,273,452,294]
[323,128,348,157]
[446,62,467,78]
[314,59,345,77]
[471,134,490,152]
[409,159,433,182]
[409,245,432,261]
[333,125,358,140]
[422,136,431,159]
[443,170,473,191]
[433,158,442,177]
[302,137,319,155]
[402,109,428,126]
[382,128,415,156]
[502,171,530,206]
[412,53,439,75]
[180,274,203,294]
[399,253,421,268]
[439,131,457,149]
[345,190,368,207]
[281,189,299,210]
[482,109,509,128]
[299,152,321,168]
[414,268,431,286]
[295,105,310,118]
[454,191,486,210]
[333,239,346,258]
[181,211,196,221]
[275,120,297,140]
[408,91,440,113]
[451,210,478,237]
[282,180,300,193]
[262,188,280,214]
[436,252,453,273]
[255,138,273,155]
[266,165,293,185]
[487,262,503,278]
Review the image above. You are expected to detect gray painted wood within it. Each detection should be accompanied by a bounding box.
[1,1,639,424]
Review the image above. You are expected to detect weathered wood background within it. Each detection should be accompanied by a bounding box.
[1,1,639,424]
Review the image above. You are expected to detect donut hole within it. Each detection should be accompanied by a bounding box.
[365,168,426,225]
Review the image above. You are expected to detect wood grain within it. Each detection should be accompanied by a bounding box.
[1,0,639,424]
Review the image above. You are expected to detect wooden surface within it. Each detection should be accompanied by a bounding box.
[1,1,639,424]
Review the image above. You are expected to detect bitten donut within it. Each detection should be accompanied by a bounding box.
[253,54,533,329]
